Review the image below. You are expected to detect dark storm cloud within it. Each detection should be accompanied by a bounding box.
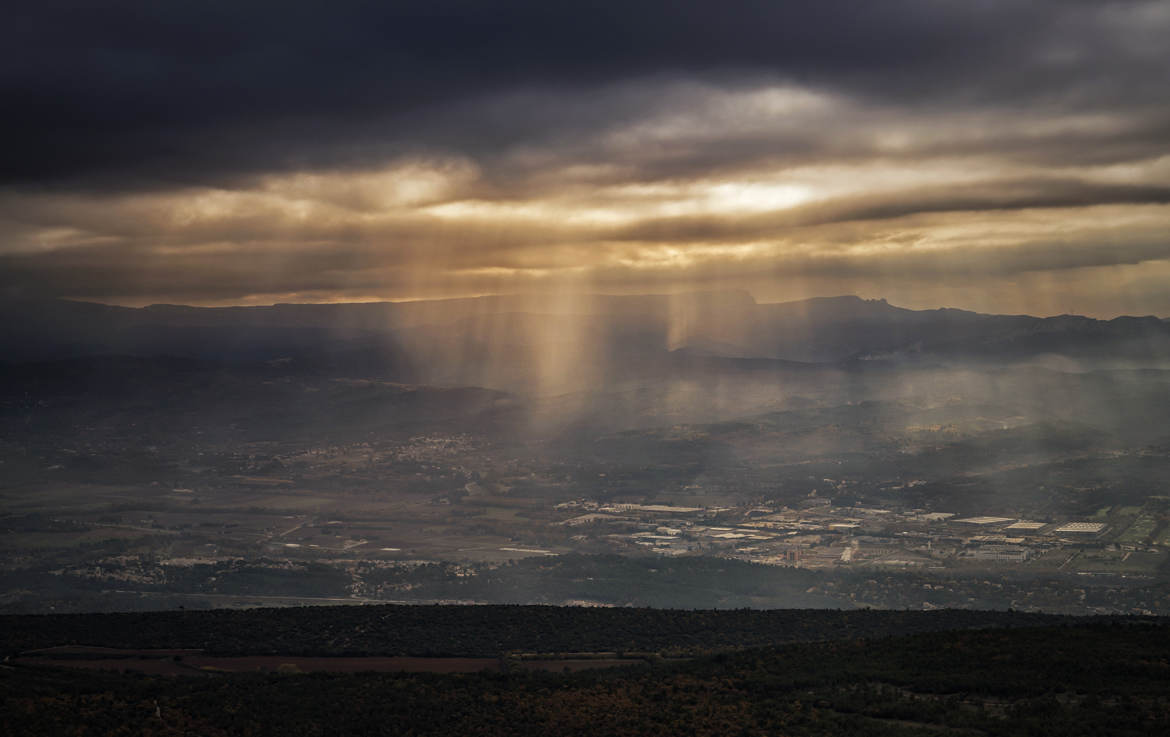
[3,1,1168,315]
[612,179,1170,244]
[3,0,1163,189]
[5,196,1169,302]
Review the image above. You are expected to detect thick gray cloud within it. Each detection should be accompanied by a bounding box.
[4,0,1166,188]
[610,180,1170,244]
[1,1,1168,315]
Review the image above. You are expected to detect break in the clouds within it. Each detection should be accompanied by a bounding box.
[2,0,1169,315]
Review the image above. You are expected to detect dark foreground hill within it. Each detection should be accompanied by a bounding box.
[0,605,1080,658]
[2,606,1168,736]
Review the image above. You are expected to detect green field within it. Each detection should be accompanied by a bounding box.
[1118,514,1158,545]
[1074,550,1165,575]
[1155,525,1170,547]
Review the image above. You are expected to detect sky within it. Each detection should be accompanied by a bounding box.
[2,1,1169,316]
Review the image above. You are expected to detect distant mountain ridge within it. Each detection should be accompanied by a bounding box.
[2,293,1168,389]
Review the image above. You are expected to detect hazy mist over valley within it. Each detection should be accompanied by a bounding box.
[4,292,1170,615]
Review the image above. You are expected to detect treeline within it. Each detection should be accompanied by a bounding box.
[3,622,1169,736]
[0,603,1118,658]
[8,553,1170,615]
